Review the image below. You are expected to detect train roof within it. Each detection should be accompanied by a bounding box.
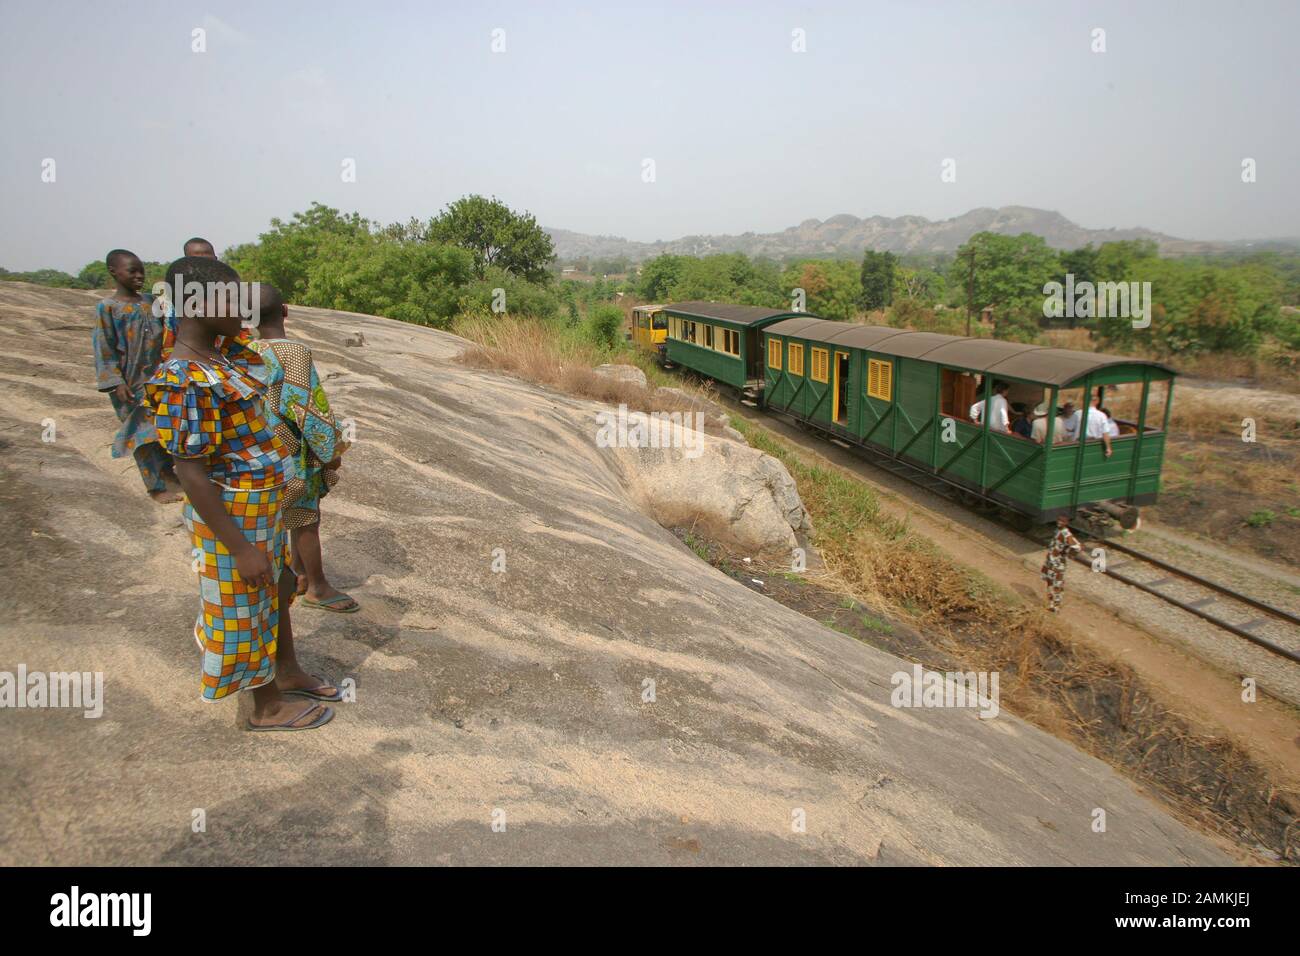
[764,317,1176,386]
[663,301,811,326]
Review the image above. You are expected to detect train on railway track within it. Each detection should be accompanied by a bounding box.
[630,301,1178,529]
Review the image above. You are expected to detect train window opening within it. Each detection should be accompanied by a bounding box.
[866,358,893,402]
[834,352,850,423]
[768,337,783,371]
[1142,379,1170,433]
[940,368,980,421]
[652,312,667,330]
[726,329,740,355]
[788,342,805,376]
[703,324,714,349]
[810,347,829,383]
[1102,380,1163,435]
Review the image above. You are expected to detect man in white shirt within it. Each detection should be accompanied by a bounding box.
[969,399,984,424]
[987,381,1012,434]
[1083,401,1114,457]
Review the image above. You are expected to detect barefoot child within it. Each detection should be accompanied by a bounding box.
[92,249,181,502]
[248,284,358,613]
[145,256,341,730]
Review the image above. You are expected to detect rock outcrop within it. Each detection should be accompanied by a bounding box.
[592,363,647,389]
[0,283,1233,866]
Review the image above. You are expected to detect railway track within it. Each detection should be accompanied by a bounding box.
[1065,529,1300,665]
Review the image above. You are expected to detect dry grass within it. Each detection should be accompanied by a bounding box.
[453,313,717,419]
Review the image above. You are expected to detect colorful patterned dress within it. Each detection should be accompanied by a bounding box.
[145,340,290,700]
[1041,526,1083,613]
[248,338,343,529]
[92,294,171,492]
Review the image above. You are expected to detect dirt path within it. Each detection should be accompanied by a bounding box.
[727,402,1300,795]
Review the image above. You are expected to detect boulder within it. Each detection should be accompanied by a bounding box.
[609,418,812,557]
[593,363,647,389]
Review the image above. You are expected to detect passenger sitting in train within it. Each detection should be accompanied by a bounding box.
[1062,400,1114,457]
[987,381,1012,433]
[1010,402,1034,439]
[1101,407,1121,438]
[1031,401,1068,445]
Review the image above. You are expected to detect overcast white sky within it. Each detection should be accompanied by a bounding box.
[1,0,1296,272]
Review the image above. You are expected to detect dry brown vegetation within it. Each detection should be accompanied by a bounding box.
[454,313,718,420]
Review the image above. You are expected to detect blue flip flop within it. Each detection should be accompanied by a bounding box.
[246,703,334,732]
[284,676,345,702]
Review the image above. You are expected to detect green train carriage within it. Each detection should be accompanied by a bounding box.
[660,302,808,393]
[759,317,1176,524]
[658,301,1177,524]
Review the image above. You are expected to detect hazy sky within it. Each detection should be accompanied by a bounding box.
[1,0,1296,272]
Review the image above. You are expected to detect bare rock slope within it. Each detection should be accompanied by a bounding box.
[0,283,1232,865]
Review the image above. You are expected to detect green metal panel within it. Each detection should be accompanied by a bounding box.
[894,359,937,465]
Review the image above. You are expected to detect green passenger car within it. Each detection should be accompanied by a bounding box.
[761,317,1176,523]
[662,302,809,391]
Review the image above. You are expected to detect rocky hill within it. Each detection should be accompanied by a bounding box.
[547,205,1218,262]
[0,283,1233,865]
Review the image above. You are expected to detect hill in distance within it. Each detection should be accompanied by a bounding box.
[546,205,1285,263]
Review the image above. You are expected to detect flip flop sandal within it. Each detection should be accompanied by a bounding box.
[300,593,361,614]
[246,703,334,733]
[284,676,345,702]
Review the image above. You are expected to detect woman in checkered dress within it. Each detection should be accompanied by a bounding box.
[145,257,339,731]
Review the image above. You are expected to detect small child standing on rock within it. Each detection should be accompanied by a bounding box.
[92,249,181,502]
[247,284,357,613]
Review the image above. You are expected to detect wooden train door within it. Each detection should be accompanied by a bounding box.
[833,351,851,425]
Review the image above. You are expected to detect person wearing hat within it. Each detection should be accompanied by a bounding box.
[1030,399,1066,445]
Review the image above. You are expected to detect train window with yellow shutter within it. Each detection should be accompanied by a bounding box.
[866,358,893,401]
[788,343,804,376]
[811,348,829,383]
[767,337,782,370]
[728,329,740,355]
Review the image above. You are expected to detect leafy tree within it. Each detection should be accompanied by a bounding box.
[227,202,372,300]
[950,232,1061,340]
[859,250,897,311]
[302,236,473,329]
[587,304,624,349]
[0,268,86,288]
[457,266,561,320]
[425,194,555,283]
[782,259,860,319]
[637,254,688,301]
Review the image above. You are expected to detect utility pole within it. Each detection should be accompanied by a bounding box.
[965,247,976,337]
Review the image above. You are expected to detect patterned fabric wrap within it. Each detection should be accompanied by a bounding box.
[248,338,342,528]
[144,340,289,700]
[92,295,166,459]
[185,487,287,699]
